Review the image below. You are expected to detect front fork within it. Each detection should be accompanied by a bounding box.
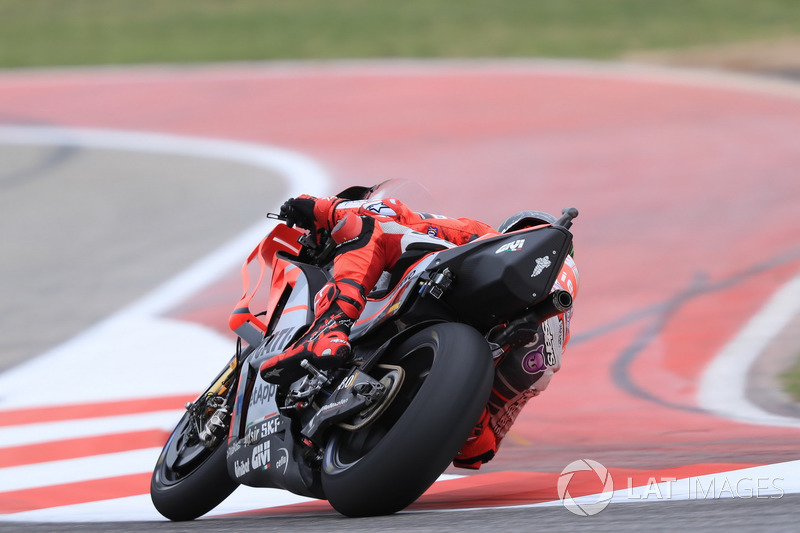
[187,356,239,448]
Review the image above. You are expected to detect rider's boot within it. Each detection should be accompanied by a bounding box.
[260,280,364,386]
[453,408,498,469]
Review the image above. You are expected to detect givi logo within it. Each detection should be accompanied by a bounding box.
[495,239,525,254]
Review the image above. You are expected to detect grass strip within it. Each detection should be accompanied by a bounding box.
[1,0,800,67]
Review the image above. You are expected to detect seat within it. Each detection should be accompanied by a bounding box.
[368,242,447,299]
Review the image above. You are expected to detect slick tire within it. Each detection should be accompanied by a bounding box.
[321,322,493,517]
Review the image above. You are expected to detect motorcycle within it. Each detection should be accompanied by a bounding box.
[150,181,578,519]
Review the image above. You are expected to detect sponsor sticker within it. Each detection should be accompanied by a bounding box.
[251,383,277,406]
[252,441,271,470]
[244,415,283,445]
[496,239,525,254]
[531,256,552,277]
[234,458,250,477]
[362,200,396,217]
[521,345,546,375]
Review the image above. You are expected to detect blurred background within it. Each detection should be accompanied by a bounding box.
[1,0,799,424]
[2,0,799,392]
[0,0,799,77]
[1,0,800,522]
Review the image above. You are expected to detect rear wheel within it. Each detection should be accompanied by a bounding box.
[321,322,493,517]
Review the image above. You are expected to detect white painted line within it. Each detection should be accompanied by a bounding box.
[6,458,798,523]
[391,460,800,517]
[0,409,183,447]
[0,447,163,492]
[698,273,800,428]
[0,125,332,409]
[0,487,317,523]
[0,125,332,521]
[1,67,798,521]
[0,317,235,407]
[0,125,330,320]
[0,470,458,522]
[0,494,167,523]
[542,459,800,509]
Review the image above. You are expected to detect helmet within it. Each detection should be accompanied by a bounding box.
[497,210,557,233]
[334,184,376,201]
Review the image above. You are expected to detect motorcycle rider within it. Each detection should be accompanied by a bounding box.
[260,191,579,469]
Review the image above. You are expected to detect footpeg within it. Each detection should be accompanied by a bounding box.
[300,358,331,384]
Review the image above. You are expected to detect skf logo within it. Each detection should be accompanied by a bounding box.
[496,239,525,254]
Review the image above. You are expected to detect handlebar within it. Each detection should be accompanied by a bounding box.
[555,207,579,229]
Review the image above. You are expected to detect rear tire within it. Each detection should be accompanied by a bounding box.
[321,322,493,517]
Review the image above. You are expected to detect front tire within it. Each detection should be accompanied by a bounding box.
[150,409,239,520]
[321,323,493,517]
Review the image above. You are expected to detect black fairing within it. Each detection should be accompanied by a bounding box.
[433,225,573,329]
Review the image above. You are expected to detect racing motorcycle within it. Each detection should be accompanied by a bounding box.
[150,181,578,519]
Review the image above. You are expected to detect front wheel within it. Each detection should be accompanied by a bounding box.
[321,322,494,517]
[150,408,238,521]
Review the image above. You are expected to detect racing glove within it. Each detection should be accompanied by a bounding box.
[280,196,317,231]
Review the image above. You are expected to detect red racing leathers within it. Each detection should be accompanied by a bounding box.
[260,194,579,470]
[321,196,498,306]
[259,195,497,383]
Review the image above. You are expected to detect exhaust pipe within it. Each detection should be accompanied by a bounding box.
[492,290,573,350]
[531,289,573,321]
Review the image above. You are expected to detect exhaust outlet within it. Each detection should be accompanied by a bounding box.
[491,290,573,350]
[531,289,572,322]
[551,289,573,313]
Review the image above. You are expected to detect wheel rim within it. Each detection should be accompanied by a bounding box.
[323,339,436,474]
[158,413,218,486]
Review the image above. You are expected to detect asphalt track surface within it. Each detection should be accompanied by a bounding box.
[0,144,285,373]
[2,495,800,533]
[1,60,800,531]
